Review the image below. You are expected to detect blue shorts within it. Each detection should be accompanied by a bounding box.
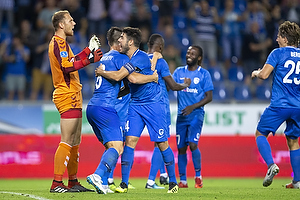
[86,105,123,144]
[176,111,204,149]
[165,106,171,138]
[126,103,168,142]
[257,106,300,140]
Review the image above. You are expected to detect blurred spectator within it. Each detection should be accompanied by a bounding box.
[163,44,182,74]
[282,0,300,24]
[2,34,30,100]
[15,0,35,27]
[109,0,132,28]
[86,0,107,48]
[129,0,152,31]
[241,21,271,86]
[139,25,151,51]
[188,0,219,67]
[219,0,245,69]
[244,0,269,40]
[154,0,179,31]
[160,23,181,49]
[0,0,15,32]
[29,28,53,101]
[18,19,39,80]
[36,0,59,39]
[265,5,283,53]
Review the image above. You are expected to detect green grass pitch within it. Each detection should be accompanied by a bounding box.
[0,178,299,200]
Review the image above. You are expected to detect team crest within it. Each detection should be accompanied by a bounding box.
[60,51,68,58]
[194,77,200,84]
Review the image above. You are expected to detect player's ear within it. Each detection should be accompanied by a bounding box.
[59,21,64,29]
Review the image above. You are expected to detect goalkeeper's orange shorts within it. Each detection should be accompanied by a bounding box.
[53,91,82,116]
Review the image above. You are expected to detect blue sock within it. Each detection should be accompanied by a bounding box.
[256,135,274,166]
[290,149,300,182]
[178,153,187,181]
[148,147,162,181]
[192,148,201,177]
[109,166,115,179]
[159,157,166,174]
[121,145,134,185]
[95,148,119,178]
[161,147,177,184]
[102,173,108,185]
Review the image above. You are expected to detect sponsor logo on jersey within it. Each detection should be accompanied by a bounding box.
[183,87,198,94]
[60,51,68,58]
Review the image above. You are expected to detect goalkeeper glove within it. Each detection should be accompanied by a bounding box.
[89,49,103,63]
[88,35,101,51]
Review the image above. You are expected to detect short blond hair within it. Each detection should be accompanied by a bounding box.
[52,10,70,31]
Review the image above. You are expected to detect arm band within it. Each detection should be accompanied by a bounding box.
[124,62,135,74]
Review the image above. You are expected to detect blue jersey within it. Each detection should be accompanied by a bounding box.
[115,92,131,127]
[129,50,161,104]
[266,46,300,108]
[173,66,214,115]
[148,53,171,126]
[88,50,129,107]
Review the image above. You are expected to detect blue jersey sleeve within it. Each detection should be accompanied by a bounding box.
[114,52,130,70]
[265,48,279,68]
[131,50,152,75]
[129,50,161,104]
[158,59,171,78]
[202,70,214,92]
[265,46,300,108]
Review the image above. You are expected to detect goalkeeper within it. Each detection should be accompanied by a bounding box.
[48,10,102,193]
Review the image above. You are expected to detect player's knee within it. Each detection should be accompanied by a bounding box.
[178,147,187,154]
[189,142,198,151]
[125,136,139,148]
[116,146,123,155]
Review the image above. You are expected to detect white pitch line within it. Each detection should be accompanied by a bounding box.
[0,191,52,200]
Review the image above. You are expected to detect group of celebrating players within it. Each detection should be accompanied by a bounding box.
[47,9,300,194]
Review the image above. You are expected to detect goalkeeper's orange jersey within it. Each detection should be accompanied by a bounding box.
[48,35,82,96]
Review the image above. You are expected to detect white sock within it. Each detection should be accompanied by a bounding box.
[108,178,114,184]
[147,179,155,186]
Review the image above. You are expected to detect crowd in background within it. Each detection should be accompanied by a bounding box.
[0,0,299,102]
